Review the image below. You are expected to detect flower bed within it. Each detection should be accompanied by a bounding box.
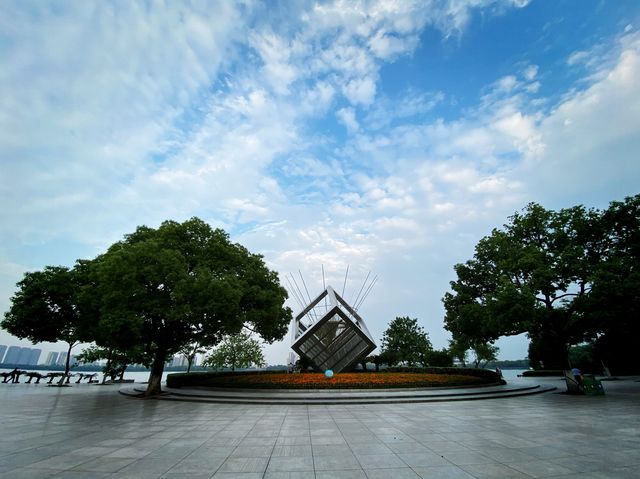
[167,370,501,389]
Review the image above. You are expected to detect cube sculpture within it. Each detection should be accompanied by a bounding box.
[292,286,376,373]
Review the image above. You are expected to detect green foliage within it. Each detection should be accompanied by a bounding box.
[81,218,290,395]
[203,332,265,371]
[444,197,640,371]
[581,196,640,374]
[471,342,499,368]
[2,266,86,376]
[380,316,433,367]
[76,345,144,382]
[568,344,599,373]
[423,348,454,367]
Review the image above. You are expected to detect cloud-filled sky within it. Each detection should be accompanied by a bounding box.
[1,0,639,364]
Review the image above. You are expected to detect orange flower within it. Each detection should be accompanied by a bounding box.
[202,372,486,389]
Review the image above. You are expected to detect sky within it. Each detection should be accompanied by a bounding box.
[1,0,639,365]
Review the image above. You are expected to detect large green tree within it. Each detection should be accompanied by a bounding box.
[380,316,433,367]
[580,195,640,374]
[203,332,265,371]
[443,197,638,371]
[87,218,291,395]
[2,266,86,380]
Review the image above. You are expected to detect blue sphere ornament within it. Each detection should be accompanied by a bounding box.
[324,369,334,378]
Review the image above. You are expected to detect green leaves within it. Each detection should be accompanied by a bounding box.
[2,266,84,345]
[3,217,291,395]
[203,332,265,371]
[443,195,640,371]
[380,316,433,367]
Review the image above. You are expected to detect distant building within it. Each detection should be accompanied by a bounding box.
[56,353,68,367]
[1,346,42,365]
[45,352,59,366]
[171,355,188,367]
[0,345,7,363]
[28,349,42,365]
[18,347,32,365]
[3,346,21,364]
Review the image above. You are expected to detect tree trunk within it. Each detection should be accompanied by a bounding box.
[145,347,167,396]
[187,354,193,373]
[102,349,113,385]
[58,342,74,386]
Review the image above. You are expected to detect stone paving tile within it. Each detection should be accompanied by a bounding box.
[265,456,314,472]
[348,443,394,455]
[460,463,533,478]
[412,465,476,479]
[2,379,640,478]
[364,467,422,478]
[505,460,576,477]
[230,446,273,457]
[316,470,367,479]
[71,456,138,473]
[356,453,406,469]
[168,455,226,474]
[275,436,311,446]
[217,457,268,474]
[25,453,92,471]
[386,441,433,454]
[272,445,312,457]
[263,471,315,479]
[440,450,494,466]
[50,471,114,478]
[115,456,178,475]
[0,468,59,479]
[398,451,451,467]
[313,453,361,470]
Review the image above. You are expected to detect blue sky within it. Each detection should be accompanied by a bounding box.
[1,0,639,365]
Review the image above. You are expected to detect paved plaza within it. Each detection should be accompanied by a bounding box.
[1,378,639,479]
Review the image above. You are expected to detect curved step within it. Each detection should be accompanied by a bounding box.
[120,383,556,404]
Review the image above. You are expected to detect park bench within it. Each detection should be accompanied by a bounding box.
[75,373,99,383]
[1,369,26,383]
[24,372,45,384]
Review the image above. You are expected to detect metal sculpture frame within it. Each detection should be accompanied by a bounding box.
[291,285,376,373]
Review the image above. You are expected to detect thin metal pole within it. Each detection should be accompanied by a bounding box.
[298,270,313,305]
[356,275,378,310]
[292,272,317,322]
[341,264,349,297]
[285,275,305,310]
[352,271,371,307]
[289,273,308,314]
[322,264,328,313]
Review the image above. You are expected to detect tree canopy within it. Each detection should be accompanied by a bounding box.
[380,316,433,367]
[85,217,291,395]
[3,217,292,395]
[203,332,265,371]
[443,195,639,372]
[2,266,86,377]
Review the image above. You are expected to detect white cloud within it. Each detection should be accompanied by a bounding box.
[523,64,539,80]
[336,107,360,133]
[5,1,635,368]
[342,76,378,106]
